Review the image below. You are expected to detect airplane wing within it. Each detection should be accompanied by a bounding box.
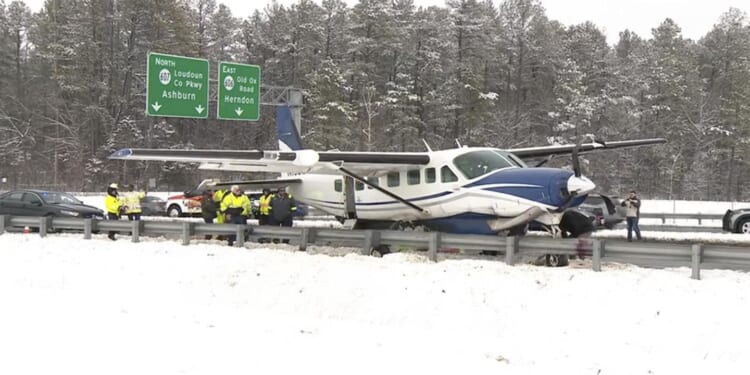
[108,148,430,175]
[507,138,666,159]
[208,178,303,189]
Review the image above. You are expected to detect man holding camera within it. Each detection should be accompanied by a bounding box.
[621,190,642,241]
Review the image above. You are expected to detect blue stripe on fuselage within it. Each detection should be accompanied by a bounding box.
[464,167,573,207]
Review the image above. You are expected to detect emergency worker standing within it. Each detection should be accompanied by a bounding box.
[258,188,273,225]
[121,184,145,220]
[201,190,217,240]
[104,183,122,240]
[220,185,251,246]
[213,188,228,225]
[270,188,296,243]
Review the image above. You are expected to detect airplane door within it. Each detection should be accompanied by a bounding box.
[343,176,357,219]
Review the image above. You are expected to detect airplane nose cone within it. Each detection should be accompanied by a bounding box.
[567,175,596,195]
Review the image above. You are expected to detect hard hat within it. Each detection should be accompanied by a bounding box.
[109,183,118,189]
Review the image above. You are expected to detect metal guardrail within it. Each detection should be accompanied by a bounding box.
[1,215,748,281]
[639,212,724,225]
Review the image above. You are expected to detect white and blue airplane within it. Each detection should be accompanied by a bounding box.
[110,106,664,238]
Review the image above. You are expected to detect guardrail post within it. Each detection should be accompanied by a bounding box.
[362,230,380,256]
[428,232,441,262]
[505,236,518,265]
[691,244,702,280]
[181,222,194,246]
[592,239,602,272]
[299,228,314,251]
[39,216,50,238]
[234,225,246,247]
[0,215,6,234]
[131,220,141,243]
[83,219,92,239]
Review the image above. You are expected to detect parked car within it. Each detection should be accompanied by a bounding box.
[723,208,750,234]
[0,190,104,219]
[140,195,167,216]
[575,193,626,229]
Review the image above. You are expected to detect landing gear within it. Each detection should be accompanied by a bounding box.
[370,245,391,257]
[544,253,569,267]
[559,209,595,238]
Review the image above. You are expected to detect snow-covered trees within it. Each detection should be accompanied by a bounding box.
[1,0,749,199]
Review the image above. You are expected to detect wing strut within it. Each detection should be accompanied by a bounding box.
[338,166,427,214]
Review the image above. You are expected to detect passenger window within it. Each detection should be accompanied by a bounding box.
[407,170,420,185]
[7,192,23,201]
[441,166,458,182]
[365,176,379,189]
[22,193,42,204]
[355,180,364,191]
[387,172,400,187]
[425,168,436,183]
[334,179,342,192]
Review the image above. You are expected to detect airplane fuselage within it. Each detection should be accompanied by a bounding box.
[284,147,593,235]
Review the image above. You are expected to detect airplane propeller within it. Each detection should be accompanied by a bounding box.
[571,127,582,178]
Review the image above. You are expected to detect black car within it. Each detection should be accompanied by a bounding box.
[0,190,104,219]
[140,195,167,216]
[723,208,750,234]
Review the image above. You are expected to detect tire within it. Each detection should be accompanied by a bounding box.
[560,210,595,238]
[370,245,391,258]
[167,205,182,218]
[737,218,750,234]
[545,254,569,267]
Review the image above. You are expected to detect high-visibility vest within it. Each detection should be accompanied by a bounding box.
[121,191,145,214]
[221,193,251,216]
[259,194,273,215]
[105,194,121,215]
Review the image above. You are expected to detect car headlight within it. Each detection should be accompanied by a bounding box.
[59,210,80,217]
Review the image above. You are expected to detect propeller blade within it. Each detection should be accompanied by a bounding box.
[572,129,582,177]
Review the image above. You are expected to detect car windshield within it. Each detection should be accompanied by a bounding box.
[39,191,82,204]
[452,150,519,180]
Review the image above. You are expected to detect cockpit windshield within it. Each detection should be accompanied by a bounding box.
[452,150,520,179]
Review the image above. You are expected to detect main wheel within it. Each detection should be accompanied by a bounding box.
[167,205,182,218]
[560,210,594,238]
[370,245,391,257]
[737,218,750,234]
[545,254,569,267]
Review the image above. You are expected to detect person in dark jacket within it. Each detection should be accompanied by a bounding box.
[621,190,642,241]
[201,190,217,240]
[270,188,297,243]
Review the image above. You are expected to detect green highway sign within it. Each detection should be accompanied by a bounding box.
[217,62,261,121]
[146,52,209,118]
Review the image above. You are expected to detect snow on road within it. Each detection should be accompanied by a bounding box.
[1,233,749,375]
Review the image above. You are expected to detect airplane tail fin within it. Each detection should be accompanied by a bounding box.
[276,105,303,151]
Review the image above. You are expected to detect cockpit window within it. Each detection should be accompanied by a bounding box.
[453,150,517,180]
[454,150,518,179]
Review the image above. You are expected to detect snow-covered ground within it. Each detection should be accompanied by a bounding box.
[1,234,749,374]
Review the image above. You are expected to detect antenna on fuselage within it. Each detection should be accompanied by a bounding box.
[422,139,433,152]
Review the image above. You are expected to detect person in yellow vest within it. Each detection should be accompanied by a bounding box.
[213,188,227,225]
[258,188,274,225]
[121,184,146,221]
[220,185,251,246]
[104,183,122,240]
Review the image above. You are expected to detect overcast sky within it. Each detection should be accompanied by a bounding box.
[22,0,748,44]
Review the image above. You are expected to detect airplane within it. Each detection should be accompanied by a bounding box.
[109,106,665,243]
